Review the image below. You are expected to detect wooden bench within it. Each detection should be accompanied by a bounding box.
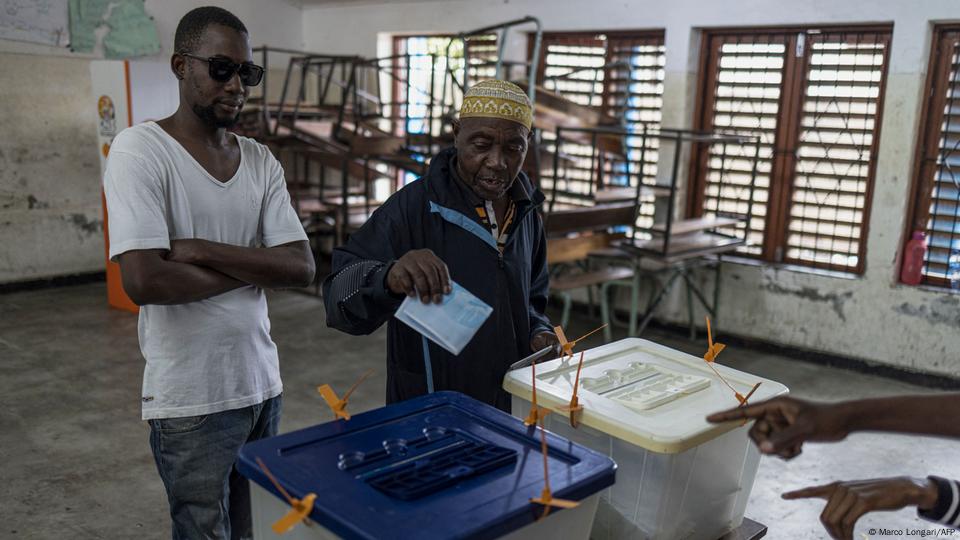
[545,202,636,236]
[546,227,638,336]
[551,266,635,291]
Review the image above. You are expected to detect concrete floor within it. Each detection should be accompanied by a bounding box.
[2,282,958,539]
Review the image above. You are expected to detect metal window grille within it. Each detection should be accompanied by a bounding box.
[392,34,500,133]
[531,31,665,227]
[392,36,457,139]
[691,26,891,273]
[696,34,786,255]
[909,26,960,287]
[463,33,499,81]
[786,31,888,270]
[390,34,499,183]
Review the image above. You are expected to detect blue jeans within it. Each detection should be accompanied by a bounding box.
[148,395,282,540]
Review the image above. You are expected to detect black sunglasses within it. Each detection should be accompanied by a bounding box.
[179,53,264,87]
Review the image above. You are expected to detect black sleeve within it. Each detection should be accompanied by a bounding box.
[527,211,552,340]
[918,476,960,526]
[322,200,407,335]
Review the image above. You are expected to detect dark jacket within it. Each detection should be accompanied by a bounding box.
[322,147,552,410]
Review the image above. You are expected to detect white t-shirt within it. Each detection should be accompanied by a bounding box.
[103,121,307,420]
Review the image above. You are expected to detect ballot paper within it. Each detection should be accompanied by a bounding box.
[394,280,493,355]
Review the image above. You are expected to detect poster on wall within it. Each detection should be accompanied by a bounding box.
[90,60,175,164]
[97,94,116,158]
[68,0,160,58]
[0,0,70,47]
[90,59,175,313]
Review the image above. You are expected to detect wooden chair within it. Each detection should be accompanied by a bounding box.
[602,129,761,338]
[545,202,641,340]
[543,126,761,340]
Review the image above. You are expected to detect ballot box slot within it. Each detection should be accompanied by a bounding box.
[337,427,518,500]
[580,362,712,411]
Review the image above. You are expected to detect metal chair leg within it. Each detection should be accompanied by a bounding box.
[636,270,682,336]
[587,287,596,318]
[605,279,631,329]
[584,260,596,319]
[600,282,613,342]
[712,257,722,324]
[684,267,696,341]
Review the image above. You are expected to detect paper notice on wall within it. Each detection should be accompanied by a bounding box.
[68,0,159,58]
[67,0,108,52]
[0,0,70,47]
[101,0,159,58]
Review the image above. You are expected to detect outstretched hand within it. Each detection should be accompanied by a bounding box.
[387,249,451,304]
[706,396,849,459]
[782,477,938,540]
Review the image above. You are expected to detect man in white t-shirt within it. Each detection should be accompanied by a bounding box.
[102,7,314,539]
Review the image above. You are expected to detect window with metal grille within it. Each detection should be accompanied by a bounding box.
[390,34,499,183]
[392,35,456,139]
[907,25,960,288]
[392,34,500,133]
[530,30,665,227]
[690,26,891,273]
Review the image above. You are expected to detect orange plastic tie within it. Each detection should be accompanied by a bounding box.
[256,457,294,504]
[558,351,586,427]
[524,358,545,426]
[703,316,726,363]
[553,325,571,357]
[256,457,317,535]
[554,325,568,347]
[343,368,374,402]
[271,493,317,535]
[317,368,374,421]
[529,418,579,519]
[570,323,608,347]
[532,419,553,519]
[699,329,762,410]
[554,323,607,359]
[705,360,738,396]
[739,382,762,406]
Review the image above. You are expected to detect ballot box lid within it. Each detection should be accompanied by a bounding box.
[503,338,789,453]
[238,391,616,540]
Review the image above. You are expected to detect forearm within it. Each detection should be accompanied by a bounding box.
[126,260,245,305]
[189,240,314,289]
[528,308,551,340]
[322,259,401,335]
[839,394,960,438]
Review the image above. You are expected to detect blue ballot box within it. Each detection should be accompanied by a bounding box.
[237,391,616,540]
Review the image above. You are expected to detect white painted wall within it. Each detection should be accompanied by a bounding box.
[2,0,957,375]
[0,0,304,283]
[0,53,104,282]
[301,0,960,377]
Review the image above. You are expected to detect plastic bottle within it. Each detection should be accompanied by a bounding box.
[900,231,927,286]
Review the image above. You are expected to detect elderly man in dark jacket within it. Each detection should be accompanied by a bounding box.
[322,80,558,411]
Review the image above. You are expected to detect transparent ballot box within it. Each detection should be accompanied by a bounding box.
[503,338,788,540]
